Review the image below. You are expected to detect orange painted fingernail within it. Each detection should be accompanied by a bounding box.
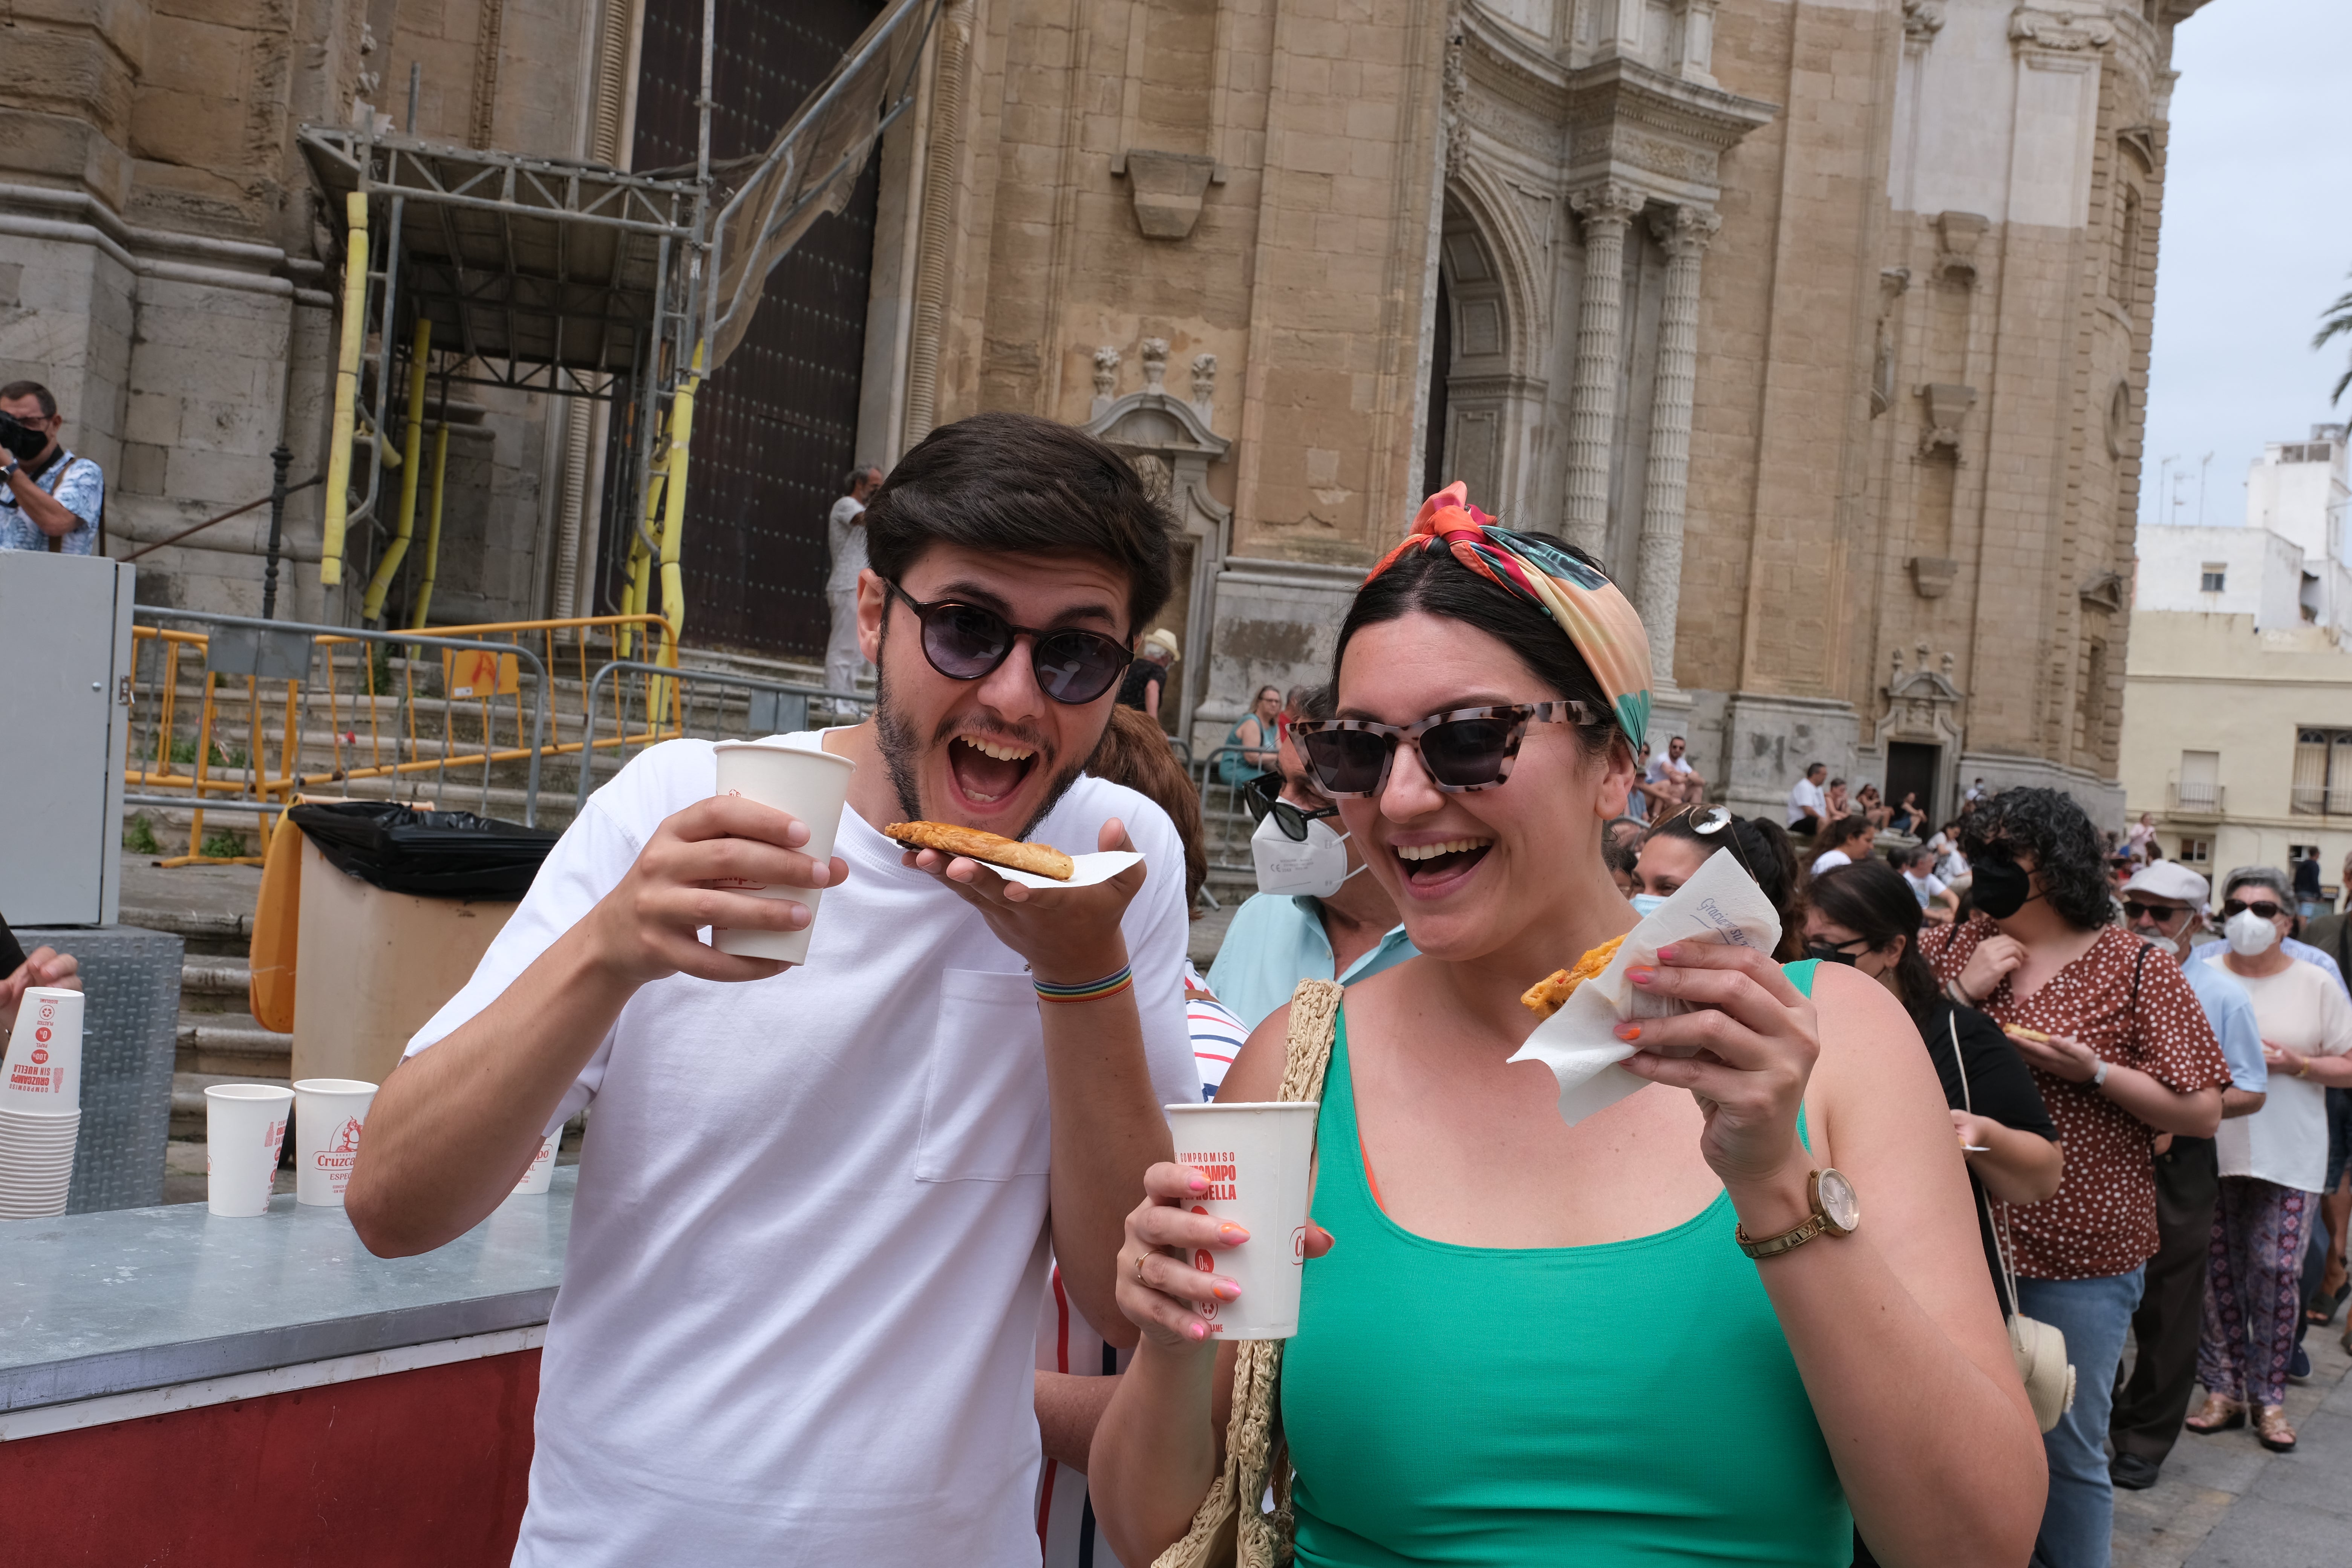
[1615,1021,1641,1041]
[1213,1279,1242,1302]
[1218,1223,1250,1243]
[1627,966,1655,986]
[1187,1172,1209,1194]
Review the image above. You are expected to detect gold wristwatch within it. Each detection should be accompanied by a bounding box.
[1735,1168,1859,1259]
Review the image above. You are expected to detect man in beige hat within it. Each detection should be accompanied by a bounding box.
[1117,626,1181,721]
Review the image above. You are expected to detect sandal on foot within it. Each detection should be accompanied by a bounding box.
[2185,1394,2245,1433]
[2254,1404,2297,1452]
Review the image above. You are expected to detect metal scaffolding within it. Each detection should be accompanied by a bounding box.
[294,0,940,672]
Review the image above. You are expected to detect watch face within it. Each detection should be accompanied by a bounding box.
[1817,1168,1859,1233]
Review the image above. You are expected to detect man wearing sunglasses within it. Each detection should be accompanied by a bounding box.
[1208,685,1413,1032]
[2108,863,2268,1491]
[347,412,1202,1568]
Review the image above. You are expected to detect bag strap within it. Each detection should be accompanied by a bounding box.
[1950,1006,2029,1317]
[1155,978,1343,1568]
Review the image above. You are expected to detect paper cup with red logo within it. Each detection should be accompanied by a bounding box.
[205,1084,292,1217]
[2,987,84,1113]
[0,1107,80,1217]
[512,1130,560,1195]
[1163,1101,1320,1340]
[709,738,857,965]
[292,1078,378,1207]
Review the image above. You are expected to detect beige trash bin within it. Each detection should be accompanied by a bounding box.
[291,837,517,1085]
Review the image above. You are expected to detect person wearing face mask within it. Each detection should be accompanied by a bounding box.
[2181,865,2352,995]
[1207,683,1415,1032]
[2180,866,2352,1453]
[1631,805,1805,960]
[1922,789,2231,1568]
[1092,484,2050,1568]
[2106,863,2268,1491]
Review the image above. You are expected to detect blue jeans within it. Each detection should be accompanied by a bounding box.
[2015,1268,2145,1568]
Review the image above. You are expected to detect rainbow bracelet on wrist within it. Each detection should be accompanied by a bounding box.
[1034,965,1134,1005]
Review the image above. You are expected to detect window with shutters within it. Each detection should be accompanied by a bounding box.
[2177,836,2211,866]
[2200,563,2226,593]
[2291,728,2352,815]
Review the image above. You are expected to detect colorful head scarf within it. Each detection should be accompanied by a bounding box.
[1364,482,1653,747]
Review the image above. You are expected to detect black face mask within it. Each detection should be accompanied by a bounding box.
[1971,855,2034,920]
[1805,941,1862,968]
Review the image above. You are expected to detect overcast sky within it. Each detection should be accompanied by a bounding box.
[2139,0,2352,534]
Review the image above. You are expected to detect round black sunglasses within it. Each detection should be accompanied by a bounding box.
[1241,772,1341,842]
[885,581,1133,705]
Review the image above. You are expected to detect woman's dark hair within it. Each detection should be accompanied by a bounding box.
[1332,532,1618,753]
[1087,705,1207,914]
[1808,860,1938,1018]
[1644,808,1805,961]
[1819,815,1874,853]
[1956,786,2114,931]
[863,411,1175,635]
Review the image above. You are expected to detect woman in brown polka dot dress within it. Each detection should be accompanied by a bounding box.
[1926,788,2232,1568]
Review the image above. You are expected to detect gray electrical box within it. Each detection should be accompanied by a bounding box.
[0,551,134,926]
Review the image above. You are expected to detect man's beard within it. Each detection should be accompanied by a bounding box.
[871,620,1102,840]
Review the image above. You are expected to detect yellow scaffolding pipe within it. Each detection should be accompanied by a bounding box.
[319,191,370,588]
[362,319,432,622]
[409,416,450,629]
[655,342,704,676]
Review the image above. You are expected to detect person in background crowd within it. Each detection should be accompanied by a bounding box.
[1627,739,1656,822]
[2183,866,2352,1453]
[1635,805,1806,962]
[0,915,80,1040]
[0,380,104,555]
[1787,759,1828,835]
[1208,682,1413,1031]
[1603,816,1646,899]
[1805,860,2062,1314]
[1966,777,1988,804]
[1214,684,1282,787]
[1825,777,1852,821]
[2292,847,2326,921]
[1888,790,1923,837]
[1116,627,1183,722]
[1927,820,1970,889]
[2291,858,2352,1344]
[1809,814,1875,877]
[1924,787,2229,1568]
[2184,867,2349,995]
[1895,842,1960,924]
[345,412,1200,1568]
[1644,732,1703,808]
[1032,704,1247,1568]
[2107,863,2268,1491]
[1094,485,2047,1568]
[823,464,883,700]
[1855,782,1891,833]
[2127,813,2157,862]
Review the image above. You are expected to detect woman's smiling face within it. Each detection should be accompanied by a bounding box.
[1331,610,1631,962]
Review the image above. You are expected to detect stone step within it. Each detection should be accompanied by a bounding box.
[172,1070,291,1139]
[181,958,251,997]
[177,1012,292,1078]
[124,904,251,943]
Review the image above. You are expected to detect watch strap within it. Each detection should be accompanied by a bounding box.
[1736,1209,1829,1260]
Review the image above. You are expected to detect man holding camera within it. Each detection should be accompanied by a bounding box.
[0,381,103,555]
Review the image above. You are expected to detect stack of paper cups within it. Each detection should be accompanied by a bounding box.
[1164,1101,1320,1340]
[512,1131,560,1195]
[292,1078,378,1207]
[206,1084,292,1217]
[0,988,85,1219]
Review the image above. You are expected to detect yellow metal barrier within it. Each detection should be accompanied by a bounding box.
[319,191,369,588]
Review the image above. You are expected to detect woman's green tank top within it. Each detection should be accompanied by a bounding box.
[1280,960,1851,1565]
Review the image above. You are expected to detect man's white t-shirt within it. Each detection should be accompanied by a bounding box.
[2216,958,2352,1192]
[1647,752,1693,787]
[406,736,1199,1566]
[1902,868,1949,908]
[1787,776,1825,826]
[1810,848,1853,876]
[827,495,868,593]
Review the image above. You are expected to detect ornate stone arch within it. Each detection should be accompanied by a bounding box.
[1430,173,1550,521]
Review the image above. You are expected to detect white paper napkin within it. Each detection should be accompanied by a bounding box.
[992,849,1145,890]
[1507,848,1784,1125]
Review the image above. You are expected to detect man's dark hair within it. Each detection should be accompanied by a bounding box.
[1957,786,2114,931]
[862,412,1174,635]
[0,381,57,418]
[1334,530,1620,754]
[1807,761,1826,777]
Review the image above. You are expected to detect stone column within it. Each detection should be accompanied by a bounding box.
[1562,182,1647,555]
[1634,205,1720,692]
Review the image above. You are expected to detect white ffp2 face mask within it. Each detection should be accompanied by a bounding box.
[2225,908,2280,957]
[1251,810,1361,899]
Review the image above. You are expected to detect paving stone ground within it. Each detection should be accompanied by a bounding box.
[2113,1310,2352,1567]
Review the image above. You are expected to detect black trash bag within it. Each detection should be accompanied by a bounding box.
[288,801,560,900]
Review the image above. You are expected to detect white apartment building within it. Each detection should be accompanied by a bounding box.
[2120,425,2352,896]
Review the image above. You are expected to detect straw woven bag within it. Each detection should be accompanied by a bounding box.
[1152,978,1343,1568]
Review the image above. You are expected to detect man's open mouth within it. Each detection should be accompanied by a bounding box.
[946,733,1039,807]
[1394,836,1493,886]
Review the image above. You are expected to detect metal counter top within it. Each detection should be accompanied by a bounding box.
[0,1169,572,1412]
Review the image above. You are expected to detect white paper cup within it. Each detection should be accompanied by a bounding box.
[511,1130,560,1195]
[0,1106,75,1218]
[2,987,83,1112]
[709,738,857,965]
[292,1078,378,1207]
[206,1084,292,1217]
[1164,1101,1320,1340]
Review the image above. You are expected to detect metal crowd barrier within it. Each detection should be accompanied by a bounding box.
[1188,743,1278,877]
[573,660,873,812]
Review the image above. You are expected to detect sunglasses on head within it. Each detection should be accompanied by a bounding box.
[2122,900,2189,925]
[1241,772,1340,842]
[1291,701,1597,796]
[885,581,1132,704]
[2220,898,2285,922]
